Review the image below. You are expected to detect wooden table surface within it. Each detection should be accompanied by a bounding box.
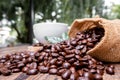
[0,46,120,80]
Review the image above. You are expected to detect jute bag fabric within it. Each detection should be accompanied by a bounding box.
[68,18,120,62]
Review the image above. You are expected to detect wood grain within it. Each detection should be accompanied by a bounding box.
[0,46,120,80]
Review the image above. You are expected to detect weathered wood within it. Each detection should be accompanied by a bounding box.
[0,46,120,80]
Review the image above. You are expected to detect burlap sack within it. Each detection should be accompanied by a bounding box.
[68,17,120,62]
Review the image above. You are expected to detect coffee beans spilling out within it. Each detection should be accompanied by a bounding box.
[0,27,115,80]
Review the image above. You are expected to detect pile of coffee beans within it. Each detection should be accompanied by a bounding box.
[0,27,115,80]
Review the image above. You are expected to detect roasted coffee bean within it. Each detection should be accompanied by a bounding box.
[27,57,33,63]
[83,72,94,80]
[38,66,49,73]
[97,69,104,75]
[70,72,79,80]
[0,59,6,63]
[81,39,87,44]
[90,69,97,74]
[77,77,89,80]
[70,67,76,73]
[59,52,66,56]
[77,70,84,76]
[57,56,64,61]
[94,74,103,80]
[51,53,59,57]
[75,55,81,59]
[49,68,57,74]
[97,65,104,70]
[73,61,80,67]
[81,46,87,54]
[12,68,20,73]
[17,63,25,68]
[71,40,77,46]
[57,61,63,66]
[65,54,75,59]
[74,50,81,55]
[76,45,84,50]
[50,59,57,65]
[108,65,114,69]
[1,70,11,76]
[62,70,72,80]
[55,45,62,51]
[29,62,37,69]
[34,52,40,58]
[68,58,76,63]
[15,55,22,60]
[62,62,71,69]
[22,58,27,64]
[50,65,57,69]
[57,69,66,76]
[22,67,28,72]
[27,69,38,75]
[87,42,94,47]
[38,56,44,62]
[106,67,114,75]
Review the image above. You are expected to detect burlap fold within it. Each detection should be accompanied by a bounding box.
[68,17,120,62]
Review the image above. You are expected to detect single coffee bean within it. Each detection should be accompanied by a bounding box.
[57,61,63,66]
[108,65,114,69]
[38,66,49,73]
[68,58,76,63]
[90,69,97,74]
[74,50,81,55]
[94,74,103,80]
[22,67,28,72]
[62,70,72,80]
[75,45,84,50]
[27,57,33,63]
[65,54,75,59]
[57,69,66,76]
[29,62,37,69]
[77,77,89,80]
[51,53,59,57]
[50,59,57,65]
[62,62,71,69]
[83,72,94,80]
[97,65,104,70]
[50,65,57,69]
[59,52,66,56]
[27,69,38,75]
[97,69,104,75]
[87,42,94,47]
[106,67,114,75]
[12,68,20,73]
[15,55,22,60]
[70,72,79,80]
[71,40,77,46]
[0,68,11,76]
[38,56,44,62]
[17,63,25,68]
[81,39,87,44]
[49,68,57,74]
[69,67,76,74]
[81,46,87,54]
[0,59,6,63]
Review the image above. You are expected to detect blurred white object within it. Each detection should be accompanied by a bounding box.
[0,27,11,47]
[33,22,68,44]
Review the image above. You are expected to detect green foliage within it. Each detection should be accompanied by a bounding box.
[45,32,69,44]
[0,0,107,44]
[112,5,120,19]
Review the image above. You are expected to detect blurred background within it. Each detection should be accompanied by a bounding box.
[0,0,120,48]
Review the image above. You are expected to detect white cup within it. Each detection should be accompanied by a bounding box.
[33,22,68,44]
